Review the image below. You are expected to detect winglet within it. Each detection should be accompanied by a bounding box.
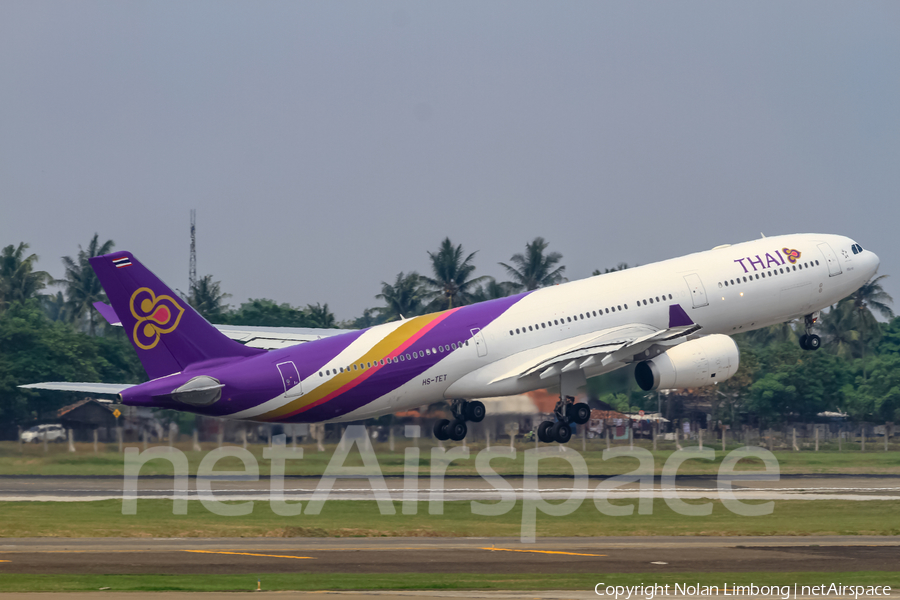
[93,301,121,326]
[668,304,694,328]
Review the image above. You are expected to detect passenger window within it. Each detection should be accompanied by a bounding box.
[605,308,609,314]
[516,328,520,334]
[541,323,546,328]
[655,296,660,302]
[724,281,728,287]
[593,311,597,316]
[669,294,673,299]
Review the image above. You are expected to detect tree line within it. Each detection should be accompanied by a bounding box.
[0,234,896,429]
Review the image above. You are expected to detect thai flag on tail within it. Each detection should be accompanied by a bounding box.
[112,257,132,268]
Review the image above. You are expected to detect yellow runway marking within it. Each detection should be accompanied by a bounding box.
[0,560,9,563]
[183,550,314,560]
[481,547,605,557]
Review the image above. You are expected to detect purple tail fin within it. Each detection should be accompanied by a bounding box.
[90,251,264,379]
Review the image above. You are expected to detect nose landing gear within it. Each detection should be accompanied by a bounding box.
[800,312,821,351]
[433,399,485,442]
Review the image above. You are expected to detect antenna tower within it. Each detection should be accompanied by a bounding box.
[189,209,197,291]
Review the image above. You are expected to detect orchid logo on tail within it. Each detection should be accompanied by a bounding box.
[129,287,185,350]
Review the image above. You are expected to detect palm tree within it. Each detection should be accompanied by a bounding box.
[818,299,860,359]
[42,290,69,322]
[304,303,336,328]
[592,263,632,276]
[469,278,517,303]
[421,238,490,311]
[375,271,426,321]
[0,242,51,311]
[499,237,565,291]
[851,273,894,379]
[188,274,231,322]
[745,321,798,348]
[59,234,115,335]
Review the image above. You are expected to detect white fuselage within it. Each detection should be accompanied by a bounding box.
[230,233,878,423]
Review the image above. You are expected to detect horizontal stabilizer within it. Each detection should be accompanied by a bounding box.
[19,382,135,395]
[93,301,121,326]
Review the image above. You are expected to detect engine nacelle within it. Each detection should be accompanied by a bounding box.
[634,334,740,391]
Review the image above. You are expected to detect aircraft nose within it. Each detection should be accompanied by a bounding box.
[869,250,881,274]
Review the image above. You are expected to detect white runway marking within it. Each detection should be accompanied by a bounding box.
[2,485,899,502]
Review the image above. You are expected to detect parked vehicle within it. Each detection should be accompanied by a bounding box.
[20,424,66,443]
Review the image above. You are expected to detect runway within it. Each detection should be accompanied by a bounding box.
[0,536,898,575]
[1,474,898,502]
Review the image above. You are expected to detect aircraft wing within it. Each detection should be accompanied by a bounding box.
[489,304,701,384]
[18,382,135,395]
[214,325,348,349]
[93,302,349,350]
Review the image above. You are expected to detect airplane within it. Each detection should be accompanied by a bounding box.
[22,233,879,444]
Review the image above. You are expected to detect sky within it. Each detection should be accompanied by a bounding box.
[2,2,898,321]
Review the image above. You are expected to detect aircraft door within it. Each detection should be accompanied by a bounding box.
[817,242,843,277]
[470,328,488,358]
[683,273,709,308]
[276,361,303,399]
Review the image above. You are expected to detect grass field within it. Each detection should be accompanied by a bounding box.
[1,571,898,592]
[2,498,899,538]
[2,440,899,477]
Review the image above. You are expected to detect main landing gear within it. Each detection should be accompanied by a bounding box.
[799,312,821,351]
[537,396,591,444]
[433,399,485,442]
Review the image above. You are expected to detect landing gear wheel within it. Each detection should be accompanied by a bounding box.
[434,419,451,441]
[805,334,821,350]
[464,400,486,423]
[537,421,554,443]
[571,403,591,425]
[552,421,572,444]
[448,420,468,441]
[799,334,808,350]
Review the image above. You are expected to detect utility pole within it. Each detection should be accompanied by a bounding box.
[189,209,197,292]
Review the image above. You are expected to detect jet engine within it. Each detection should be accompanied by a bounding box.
[634,334,740,391]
